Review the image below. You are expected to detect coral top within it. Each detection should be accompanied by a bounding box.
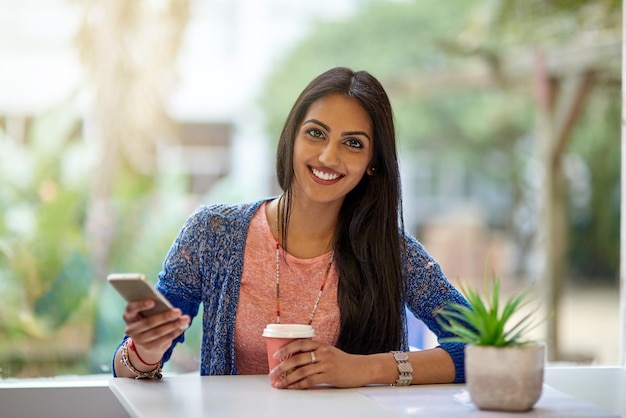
[118,199,469,382]
[234,203,340,374]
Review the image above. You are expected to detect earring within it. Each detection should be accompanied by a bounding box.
[367,166,376,176]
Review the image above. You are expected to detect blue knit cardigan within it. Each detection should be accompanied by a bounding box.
[114,198,469,383]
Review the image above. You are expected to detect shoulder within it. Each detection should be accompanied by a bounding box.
[401,232,431,261]
[174,199,271,244]
[186,199,269,228]
[399,231,447,276]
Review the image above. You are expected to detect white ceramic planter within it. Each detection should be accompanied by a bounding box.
[465,343,545,412]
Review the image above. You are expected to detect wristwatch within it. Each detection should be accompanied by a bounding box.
[391,351,413,386]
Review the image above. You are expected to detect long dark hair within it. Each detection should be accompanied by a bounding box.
[276,67,404,354]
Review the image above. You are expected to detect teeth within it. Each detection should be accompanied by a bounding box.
[312,168,340,181]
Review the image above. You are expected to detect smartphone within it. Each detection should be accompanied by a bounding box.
[107,273,174,317]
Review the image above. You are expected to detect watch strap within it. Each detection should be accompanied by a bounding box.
[390,351,413,386]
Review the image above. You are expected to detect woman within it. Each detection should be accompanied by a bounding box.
[112,67,470,388]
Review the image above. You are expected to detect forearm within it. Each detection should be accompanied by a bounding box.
[364,347,456,385]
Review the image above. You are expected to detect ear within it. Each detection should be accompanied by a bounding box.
[367,165,376,176]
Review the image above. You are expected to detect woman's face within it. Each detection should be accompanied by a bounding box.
[291,93,374,206]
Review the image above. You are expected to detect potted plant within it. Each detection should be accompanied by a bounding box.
[437,277,545,412]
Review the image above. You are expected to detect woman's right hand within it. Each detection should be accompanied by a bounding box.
[114,299,190,376]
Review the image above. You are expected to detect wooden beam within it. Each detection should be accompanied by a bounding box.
[533,50,565,361]
[386,38,619,98]
[620,7,626,367]
[551,72,595,166]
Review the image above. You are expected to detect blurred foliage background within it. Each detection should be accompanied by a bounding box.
[0,0,621,377]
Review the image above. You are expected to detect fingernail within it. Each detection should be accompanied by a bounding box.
[179,322,189,330]
[271,376,284,388]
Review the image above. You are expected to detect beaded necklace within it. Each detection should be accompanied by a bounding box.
[274,195,334,325]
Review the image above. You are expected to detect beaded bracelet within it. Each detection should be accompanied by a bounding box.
[121,339,163,380]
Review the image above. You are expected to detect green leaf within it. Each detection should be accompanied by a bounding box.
[437,275,541,346]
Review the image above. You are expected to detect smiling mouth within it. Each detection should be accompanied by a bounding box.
[311,167,343,181]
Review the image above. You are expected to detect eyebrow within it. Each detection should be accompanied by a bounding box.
[303,118,372,142]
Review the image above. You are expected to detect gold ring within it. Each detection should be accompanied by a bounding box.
[310,351,317,364]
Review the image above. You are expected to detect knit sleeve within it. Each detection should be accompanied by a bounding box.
[155,206,212,364]
[401,233,470,383]
[110,206,210,376]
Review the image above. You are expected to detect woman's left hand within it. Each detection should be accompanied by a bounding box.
[268,339,372,389]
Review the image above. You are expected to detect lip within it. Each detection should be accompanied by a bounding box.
[309,166,343,185]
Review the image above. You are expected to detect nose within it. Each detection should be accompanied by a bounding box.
[318,142,339,167]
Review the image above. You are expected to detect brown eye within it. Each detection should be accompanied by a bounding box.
[345,138,364,149]
[307,128,324,139]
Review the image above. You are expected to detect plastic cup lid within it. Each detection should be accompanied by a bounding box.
[262,324,315,338]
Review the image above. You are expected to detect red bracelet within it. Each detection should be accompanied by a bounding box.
[128,339,162,367]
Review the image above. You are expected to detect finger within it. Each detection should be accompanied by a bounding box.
[272,361,324,389]
[125,311,187,338]
[129,315,190,353]
[137,323,189,353]
[124,310,187,339]
[123,300,156,321]
[284,374,323,390]
[273,339,318,361]
[269,350,320,384]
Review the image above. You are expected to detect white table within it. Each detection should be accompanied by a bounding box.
[109,366,626,418]
[545,366,626,415]
[0,375,130,418]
